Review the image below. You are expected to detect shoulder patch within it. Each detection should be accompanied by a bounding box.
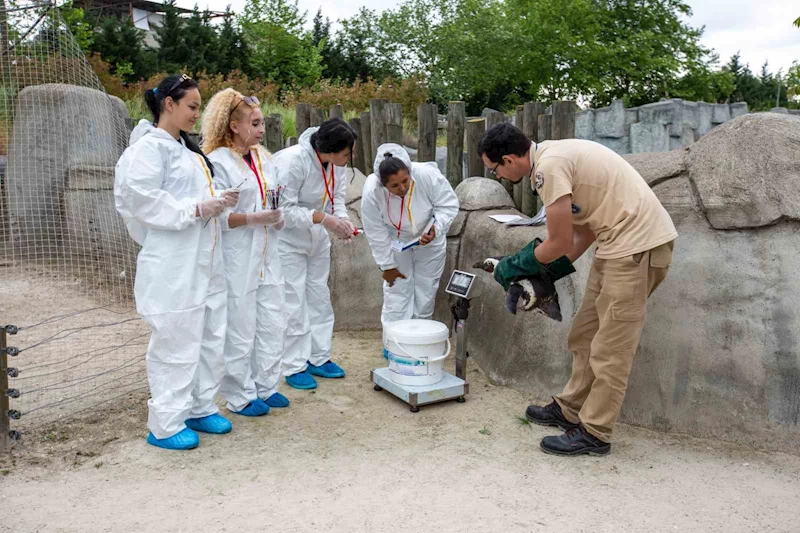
[534,170,545,190]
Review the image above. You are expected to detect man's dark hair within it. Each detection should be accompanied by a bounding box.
[479,123,532,164]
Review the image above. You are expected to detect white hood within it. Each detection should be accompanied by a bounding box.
[373,143,413,177]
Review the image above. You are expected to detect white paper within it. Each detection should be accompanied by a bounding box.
[487,206,547,227]
[488,214,524,223]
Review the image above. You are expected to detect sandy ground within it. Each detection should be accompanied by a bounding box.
[1,330,799,533]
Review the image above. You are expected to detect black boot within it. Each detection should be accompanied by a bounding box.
[540,425,611,457]
[525,399,579,431]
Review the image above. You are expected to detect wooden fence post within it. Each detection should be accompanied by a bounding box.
[552,100,578,140]
[385,103,403,144]
[369,99,387,164]
[466,118,485,178]
[417,103,437,163]
[446,101,465,188]
[295,103,312,137]
[348,117,366,176]
[263,113,283,154]
[330,103,343,120]
[359,111,373,172]
[310,106,326,127]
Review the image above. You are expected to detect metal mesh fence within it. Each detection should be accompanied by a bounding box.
[0,3,147,442]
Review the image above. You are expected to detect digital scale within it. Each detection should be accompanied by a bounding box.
[371,269,484,412]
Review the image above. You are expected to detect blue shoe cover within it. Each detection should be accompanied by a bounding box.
[185,413,232,434]
[146,428,199,450]
[233,398,270,417]
[307,360,346,379]
[264,392,290,408]
[383,348,389,360]
[285,370,317,390]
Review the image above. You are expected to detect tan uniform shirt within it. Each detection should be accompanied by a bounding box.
[532,139,677,260]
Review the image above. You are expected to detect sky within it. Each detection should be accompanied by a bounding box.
[180,0,800,74]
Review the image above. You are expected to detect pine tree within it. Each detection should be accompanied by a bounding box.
[154,0,190,73]
[217,7,248,76]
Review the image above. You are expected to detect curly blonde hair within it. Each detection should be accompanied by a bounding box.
[201,88,261,154]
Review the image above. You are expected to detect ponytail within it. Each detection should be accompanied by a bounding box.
[181,131,215,177]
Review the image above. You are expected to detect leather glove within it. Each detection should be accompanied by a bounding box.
[245,209,284,227]
[480,238,576,291]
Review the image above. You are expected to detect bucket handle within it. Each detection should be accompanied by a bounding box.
[392,338,451,363]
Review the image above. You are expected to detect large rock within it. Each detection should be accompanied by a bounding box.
[63,165,137,293]
[5,84,129,257]
[454,177,515,211]
[686,113,800,229]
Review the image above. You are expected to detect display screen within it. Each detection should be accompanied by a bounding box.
[447,272,473,295]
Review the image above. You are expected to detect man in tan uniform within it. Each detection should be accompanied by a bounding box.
[479,123,677,456]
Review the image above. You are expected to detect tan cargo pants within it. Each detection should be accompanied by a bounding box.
[555,240,674,442]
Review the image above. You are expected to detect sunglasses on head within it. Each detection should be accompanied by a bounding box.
[166,73,192,95]
[231,95,261,115]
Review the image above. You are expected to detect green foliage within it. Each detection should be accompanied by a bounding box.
[91,15,157,82]
[239,0,323,87]
[59,1,94,52]
[217,7,249,76]
[153,0,191,74]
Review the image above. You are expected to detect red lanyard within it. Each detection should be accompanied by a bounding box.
[316,153,335,214]
[245,152,265,207]
[386,194,405,237]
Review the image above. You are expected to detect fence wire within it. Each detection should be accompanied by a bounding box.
[0,3,148,440]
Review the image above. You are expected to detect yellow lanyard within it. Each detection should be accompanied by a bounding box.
[195,154,217,252]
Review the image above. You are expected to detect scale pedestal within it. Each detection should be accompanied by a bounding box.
[371,270,480,412]
[370,368,467,412]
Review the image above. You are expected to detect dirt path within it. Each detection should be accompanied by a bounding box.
[2,330,799,533]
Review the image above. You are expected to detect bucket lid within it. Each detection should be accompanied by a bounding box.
[386,319,449,345]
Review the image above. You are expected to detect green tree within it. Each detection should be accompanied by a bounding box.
[154,0,191,73]
[59,1,94,52]
[183,6,220,75]
[91,15,157,82]
[239,0,323,87]
[217,7,249,76]
[335,7,388,82]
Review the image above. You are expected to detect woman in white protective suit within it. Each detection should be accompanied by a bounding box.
[115,74,238,451]
[360,143,459,357]
[273,118,358,390]
[201,88,290,415]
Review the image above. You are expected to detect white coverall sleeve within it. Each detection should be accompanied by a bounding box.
[332,165,350,220]
[421,164,459,237]
[211,162,234,232]
[277,158,314,230]
[117,142,198,231]
[361,179,396,271]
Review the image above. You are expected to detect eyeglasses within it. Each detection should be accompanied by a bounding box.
[489,161,500,178]
[230,95,261,116]
[166,74,192,96]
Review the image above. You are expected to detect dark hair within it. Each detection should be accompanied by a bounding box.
[144,74,214,176]
[479,123,532,165]
[378,152,409,185]
[311,117,357,170]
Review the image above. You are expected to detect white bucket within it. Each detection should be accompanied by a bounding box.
[384,319,451,386]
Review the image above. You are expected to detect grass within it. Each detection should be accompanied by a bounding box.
[517,416,531,426]
[478,425,492,436]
